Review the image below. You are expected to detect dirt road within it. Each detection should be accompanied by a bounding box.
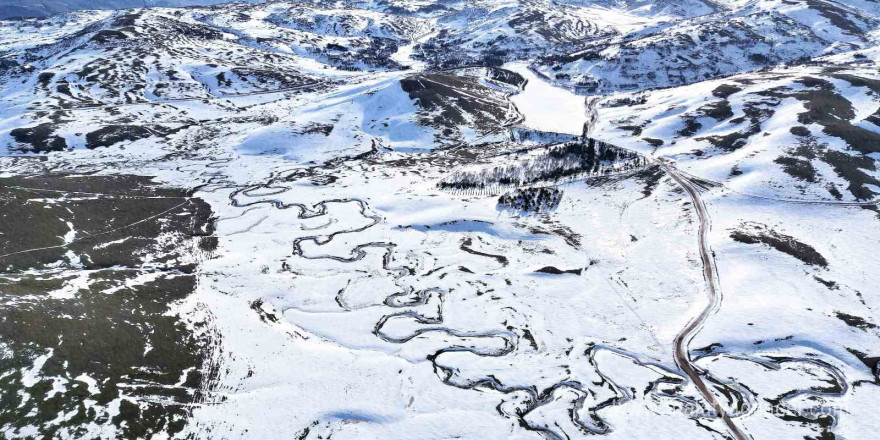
[661,162,751,440]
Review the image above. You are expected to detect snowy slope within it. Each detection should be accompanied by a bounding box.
[536,0,879,91]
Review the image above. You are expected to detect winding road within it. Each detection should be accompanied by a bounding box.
[661,161,752,440]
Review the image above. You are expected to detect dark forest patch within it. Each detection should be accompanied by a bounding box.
[498,187,562,212]
[440,139,645,190]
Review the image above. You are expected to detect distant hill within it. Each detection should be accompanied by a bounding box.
[0,0,258,19]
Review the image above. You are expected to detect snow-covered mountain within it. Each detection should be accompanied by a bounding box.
[0,0,265,19]
[2,1,879,440]
[536,0,879,91]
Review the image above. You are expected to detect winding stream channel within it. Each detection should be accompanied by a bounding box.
[220,63,864,440]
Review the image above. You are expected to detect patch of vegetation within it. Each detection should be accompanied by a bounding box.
[791,77,880,155]
[835,312,877,330]
[790,126,811,137]
[730,223,828,267]
[9,123,66,152]
[85,125,159,149]
[37,71,54,87]
[846,348,879,380]
[498,187,563,212]
[604,95,647,107]
[700,130,752,151]
[805,0,866,36]
[90,29,129,43]
[294,122,334,136]
[712,84,742,99]
[617,125,643,136]
[774,156,817,182]
[230,67,312,89]
[698,98,777,151]
[831,74,880,94]
[822,150,880,200]
[678,117,702,136]
[732,75,880,199]
[0,174,217,438]
[699,100,734,121]
[401,73,510,131]
[440,139,645,190]
[642,137,663,148]
[634,165,664,198]
[534,266,582,275]
[485,67,526,89]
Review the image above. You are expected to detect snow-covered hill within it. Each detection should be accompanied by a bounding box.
[536,0,879,91]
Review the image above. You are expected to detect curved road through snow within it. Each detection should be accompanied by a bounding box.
[662,162,752,440]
